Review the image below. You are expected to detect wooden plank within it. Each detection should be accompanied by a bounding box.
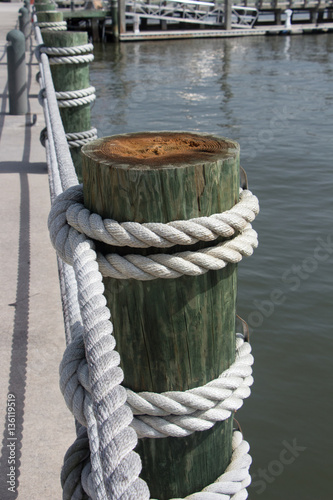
[81,131,240,499]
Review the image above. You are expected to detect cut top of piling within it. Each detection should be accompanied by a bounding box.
[82,131,239,169]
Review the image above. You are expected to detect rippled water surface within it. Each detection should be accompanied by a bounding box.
[90,34,333,499]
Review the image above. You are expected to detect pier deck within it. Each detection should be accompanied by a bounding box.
[60,4,333,41]
[119,21,333,40]
[0,4,75,499]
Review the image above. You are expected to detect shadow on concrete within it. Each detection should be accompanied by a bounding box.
[0,71,32,500]
[0,161,47,174]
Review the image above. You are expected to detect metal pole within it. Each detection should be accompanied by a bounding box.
[19,7,30,51]
[23,0,31,16]
[6,30,28,116]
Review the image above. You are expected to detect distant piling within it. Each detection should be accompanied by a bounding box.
[6,30,28,115]
[111,0,119,41]
[42,31,95,179]
[19,7,30,51]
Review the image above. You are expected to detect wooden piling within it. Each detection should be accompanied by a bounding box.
[34,3,57,13]
[42,31,94,180]
[36,11,65,25]
[118,0,126,36]
[111,0,119,41]
[81,131,240,499]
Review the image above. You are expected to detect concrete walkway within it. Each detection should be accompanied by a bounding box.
[0,4,75,499]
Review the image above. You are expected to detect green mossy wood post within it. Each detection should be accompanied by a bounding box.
[81,132,240,499]
[42,31,93,180]
[34,3,57,13]
[111,0,119,41]
[36,10,65,25]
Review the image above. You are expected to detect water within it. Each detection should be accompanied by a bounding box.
[90,34,333,499]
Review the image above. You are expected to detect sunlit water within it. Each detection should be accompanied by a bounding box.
[90,34,333,499]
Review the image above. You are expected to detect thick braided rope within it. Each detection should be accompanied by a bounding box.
[173,430,251,500]
[66,128,98,141]
[40,43,94,56]
[48,186,258,281]
[56,86,96,100]
[58,224,253,498]
[40,44,95,66]
[58,93,96,108]
[66,128,98,148]
[63,184,259,249]
[62,426,251,500]
[68,229,150,499]
[48,53,95,65]
[39,86,96,108]
[129,335,253,439]
[41,26,67,31]
[36,21,67,29]
[60,332,253,439]
[61,424,90,500]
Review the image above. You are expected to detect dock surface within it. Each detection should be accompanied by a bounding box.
[119,21,333,40]
[0,4,75,499]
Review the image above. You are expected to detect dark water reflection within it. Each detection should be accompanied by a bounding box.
[90,34,333,499]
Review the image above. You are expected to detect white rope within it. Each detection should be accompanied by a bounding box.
[129,335,253,438]
[60,332,253,438]
[55,86,96,100]
[40,25,67,31]
[58,92,96,108]
[48,184,258,280]
[40,43,95,66]
[65,128,98,141]
[66,128,98,148]
[67,137,98,149]
[36,21,67,28]
[48,194,258,281]
[40,43,94,56]
[39,86,97,108]
[162,431,251,500]
[63,185,259,249]
[48,53,95,65]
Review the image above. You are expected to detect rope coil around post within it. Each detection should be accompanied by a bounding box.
[39,43,95,65]
[55,86,96,101]
[66,128,98,148]
[48,184,259,281]
[60,331,253,438]
[36,40,97,150]
[57,222,254,499]
[36,21,67,31]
